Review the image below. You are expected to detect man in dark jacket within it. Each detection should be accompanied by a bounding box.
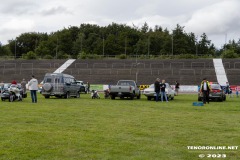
[175,81,180,95]
[200,78,212,104]
[154,78,160,102]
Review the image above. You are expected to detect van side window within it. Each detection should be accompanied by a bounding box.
[70,78,74,83]
[45,78,52,83]
[55,78,60,83]
[64,77,70,84]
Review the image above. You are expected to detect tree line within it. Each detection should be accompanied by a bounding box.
[0,22,240,59]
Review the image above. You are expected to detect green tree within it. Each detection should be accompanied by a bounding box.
[0,43,12,56]
[172,24,189,55]
[198,33,215,56]
[8,32,48,58]
[221,47,238,58]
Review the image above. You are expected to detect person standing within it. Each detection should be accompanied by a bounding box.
[87,82,90,93]
[175,80,180,96]
[200,78,212,104]
[225,82,230,95]
[160,79,168,102]
[225,82,233,98]
[154,78,160,102]
[28,75,38,103]
[236,86,239,98]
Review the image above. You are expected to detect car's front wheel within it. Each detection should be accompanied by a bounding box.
[75,92,80,98]
[64,92,70,99]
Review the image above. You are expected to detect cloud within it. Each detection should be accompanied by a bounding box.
[0,19,35,42]
[184,0,240,35]
[2,19,34,30]
[0,1,37,15]
[125,15,187,30]
[0,0,239,48]
[40,6,72,16]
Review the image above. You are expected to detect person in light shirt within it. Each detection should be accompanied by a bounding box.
[200,78,212,104]
[28,75,38,103]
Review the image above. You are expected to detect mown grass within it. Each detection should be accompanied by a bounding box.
[0,93,239,160]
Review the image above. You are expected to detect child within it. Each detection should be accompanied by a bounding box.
[236,87,239,98]
[229,88,233,98]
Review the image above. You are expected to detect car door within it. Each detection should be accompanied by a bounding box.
[70,78,77,96]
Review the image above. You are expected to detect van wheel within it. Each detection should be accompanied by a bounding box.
[64,92,70,99]
[147,97,151,100]
[45,96,50,99]
[76,92,80,98]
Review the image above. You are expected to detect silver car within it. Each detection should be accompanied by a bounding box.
[76,81,87,94]
[198,83,226,102]
[143,83,175,101]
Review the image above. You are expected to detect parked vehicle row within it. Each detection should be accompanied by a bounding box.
[0,72,227,103]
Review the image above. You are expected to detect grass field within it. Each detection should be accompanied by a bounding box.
[0,93,239,160]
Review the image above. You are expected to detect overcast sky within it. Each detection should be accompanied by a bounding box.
[0,0,240,48]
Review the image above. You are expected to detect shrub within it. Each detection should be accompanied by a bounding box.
[177,54,197,59]
[43,55,53,59]
[221,49,238,58]
[23,51,37,59]
[77,51,87,59]
[118,54,127,59]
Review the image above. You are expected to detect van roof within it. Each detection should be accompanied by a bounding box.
[45,73,75,78]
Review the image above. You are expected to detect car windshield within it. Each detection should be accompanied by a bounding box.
[3,84,10,88]
[76,81,83,85]
[150,83,169,88]
[149,84,154,88]
[211,84,221,90]
[118,81,135,86]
